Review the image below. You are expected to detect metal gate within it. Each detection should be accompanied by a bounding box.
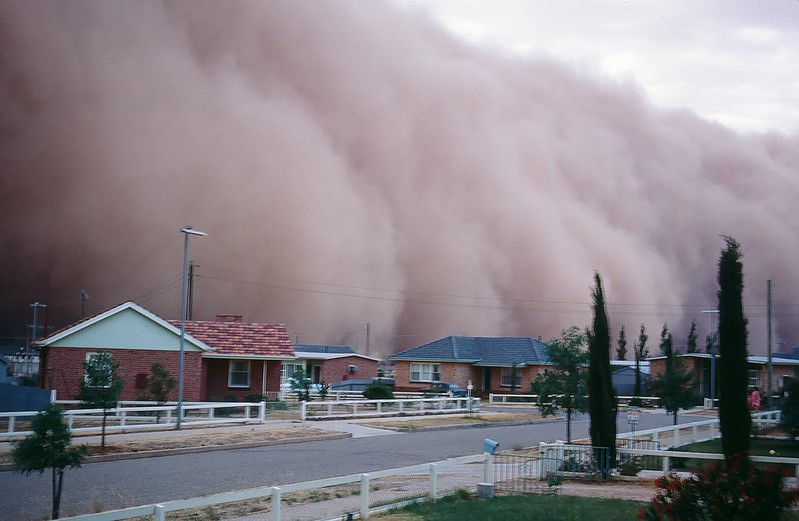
[494,445,612,495]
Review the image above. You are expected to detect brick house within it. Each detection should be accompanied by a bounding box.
[290,344,380,385]
[38,301,295,402]
[389,336,550,395]
[647,352,799,400]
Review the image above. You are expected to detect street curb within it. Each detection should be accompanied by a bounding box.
[370,417,564,433]
[0,432,351,472]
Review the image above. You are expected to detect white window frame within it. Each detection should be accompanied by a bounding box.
[84,352,112,388]
[748,369,761,390]
[281,362,306,385]
[410,363,440,383]
[228,360,251,388]
[500,367,522,388]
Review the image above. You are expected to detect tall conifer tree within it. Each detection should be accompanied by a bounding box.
[616,325,628,360]
[588,272,616,470]
[717,237,750,464]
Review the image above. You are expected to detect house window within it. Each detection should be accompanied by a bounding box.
[410,363,440,382]
[228,360,251,388]
[748,369,761,390]
[281,362,305,384]
[500,368,522,388]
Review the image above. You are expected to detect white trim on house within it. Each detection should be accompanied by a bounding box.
[36,301,211,352]
[293,352,381,362]
[202,353,295,360]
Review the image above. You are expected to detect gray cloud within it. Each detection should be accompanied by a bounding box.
[1,1,797,357]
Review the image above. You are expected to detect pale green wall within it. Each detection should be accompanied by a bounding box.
[50,308,201,351]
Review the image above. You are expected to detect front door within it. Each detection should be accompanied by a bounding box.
[482,367,491,393]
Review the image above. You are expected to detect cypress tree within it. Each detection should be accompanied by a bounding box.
[587,272,616,471]
[717,237,750,464]
[686,320,698,353]
[615,325,628,360]
[632,324,649,407]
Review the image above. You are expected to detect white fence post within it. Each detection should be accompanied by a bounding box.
[360,474,370,519]
[429,463,438,500]
[153,504,166,521]
[271,487,281,521]
[259,401,265,421]
[484,453,494,483]
[662,455,670,474]
[300,401,307,421]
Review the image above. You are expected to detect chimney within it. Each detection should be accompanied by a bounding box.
[215,314,243,323]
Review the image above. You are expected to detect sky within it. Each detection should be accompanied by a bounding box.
[1,1,798,359]
[396,0,799,135]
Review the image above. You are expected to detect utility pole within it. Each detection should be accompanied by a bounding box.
[187,261,195,320]
[365,323,370,356]
[80,290,90,318]
[767,280,773,402]
[27,302,47,377]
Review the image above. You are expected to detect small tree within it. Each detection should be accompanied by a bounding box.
[615,325,628,360]
[686,320,698,354]
[717,236,751,464]
[631,324,650,407]
[290,369,314,402]
[145,361,176,423]
[76,351,123,450]
[650,336,697,424]
[532,326,588,443]
[13,404,89,519]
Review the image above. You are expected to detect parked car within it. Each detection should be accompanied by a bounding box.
[419,382,467,397]
[329,377,395,392]
[280,378,323,393]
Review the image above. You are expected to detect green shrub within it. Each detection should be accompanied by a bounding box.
[363,381,394,400]
[618,458,642,476]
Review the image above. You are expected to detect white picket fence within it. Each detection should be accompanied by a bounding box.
[57,453,491,521]
[0,401,267,440]
[300,397,481,420]
[618,409,781,448]
[0,397,480,439]
[488,393,661,407]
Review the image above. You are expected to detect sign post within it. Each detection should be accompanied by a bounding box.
[627,407,640,442]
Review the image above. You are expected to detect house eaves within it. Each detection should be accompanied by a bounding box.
[35,301,211,352]
[202,353,295,360]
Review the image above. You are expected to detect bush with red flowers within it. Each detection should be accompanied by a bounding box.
[638,455,799,520]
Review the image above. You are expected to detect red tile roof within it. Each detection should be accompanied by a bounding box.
[170,320,294,358]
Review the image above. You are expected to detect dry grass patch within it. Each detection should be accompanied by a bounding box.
[0,426,337,463]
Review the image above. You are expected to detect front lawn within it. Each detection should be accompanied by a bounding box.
[374,492,643,521]
[672,437,799,473]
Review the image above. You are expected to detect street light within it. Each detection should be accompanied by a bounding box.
[178,226,207,429]
[702,309,719,406]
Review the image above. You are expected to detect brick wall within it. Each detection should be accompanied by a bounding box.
[393,360,550,395]
[43,347,295,402]
[44,346,203,401]
[321,356,379,384]
[203,359,283,400]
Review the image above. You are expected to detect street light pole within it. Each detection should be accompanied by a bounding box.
[178,226,207,429]
[702,309,719,406]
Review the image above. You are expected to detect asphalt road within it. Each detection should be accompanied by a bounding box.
[0,410,708,520]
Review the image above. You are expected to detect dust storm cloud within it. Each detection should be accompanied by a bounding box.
[1,2,797,357]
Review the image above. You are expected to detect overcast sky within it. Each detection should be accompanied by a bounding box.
[396,0,799,135]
